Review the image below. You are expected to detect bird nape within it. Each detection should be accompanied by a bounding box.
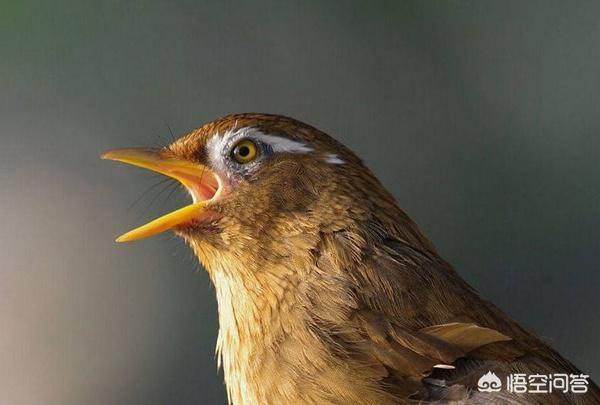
[102,113,599,405]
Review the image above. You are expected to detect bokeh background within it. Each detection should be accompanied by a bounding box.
[2,1,599,404]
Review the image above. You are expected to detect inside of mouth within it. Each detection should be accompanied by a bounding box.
[185,170,220,204]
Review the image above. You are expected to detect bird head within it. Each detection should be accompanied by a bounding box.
[102,113,432,275]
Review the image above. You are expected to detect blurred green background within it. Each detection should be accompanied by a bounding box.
[2,1,599,404]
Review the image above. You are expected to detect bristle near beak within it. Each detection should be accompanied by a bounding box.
[101,148,219,242]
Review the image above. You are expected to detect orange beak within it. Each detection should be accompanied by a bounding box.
[101,148,219,242]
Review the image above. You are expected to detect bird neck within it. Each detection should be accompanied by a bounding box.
[186,202,439,404]
[190,238,316,405]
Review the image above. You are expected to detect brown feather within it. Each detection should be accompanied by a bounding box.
[420,322,512,352]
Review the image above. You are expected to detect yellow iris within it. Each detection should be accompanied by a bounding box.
[232,139,258,163]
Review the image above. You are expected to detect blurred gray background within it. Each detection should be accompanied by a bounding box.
[2,1,599,404]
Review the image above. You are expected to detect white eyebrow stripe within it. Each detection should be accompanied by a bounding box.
[251,133,313,154]
[206,131,227,154]
[206,131,230,173]
[324,153,345,165]
[206,127,314,174]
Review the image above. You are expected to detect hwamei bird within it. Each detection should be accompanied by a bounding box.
[103,114,599,404]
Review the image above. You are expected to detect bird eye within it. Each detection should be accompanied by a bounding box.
[231,139,258,164]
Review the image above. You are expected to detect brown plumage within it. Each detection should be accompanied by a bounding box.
[104,113,599,404]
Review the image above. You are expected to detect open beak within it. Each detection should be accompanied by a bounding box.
[101,148,220,242]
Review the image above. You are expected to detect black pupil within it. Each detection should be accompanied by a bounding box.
[238,145,250,157]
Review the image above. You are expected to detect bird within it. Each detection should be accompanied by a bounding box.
[102,113,599,404]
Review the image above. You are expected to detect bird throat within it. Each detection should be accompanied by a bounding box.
[191,240,311,405]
